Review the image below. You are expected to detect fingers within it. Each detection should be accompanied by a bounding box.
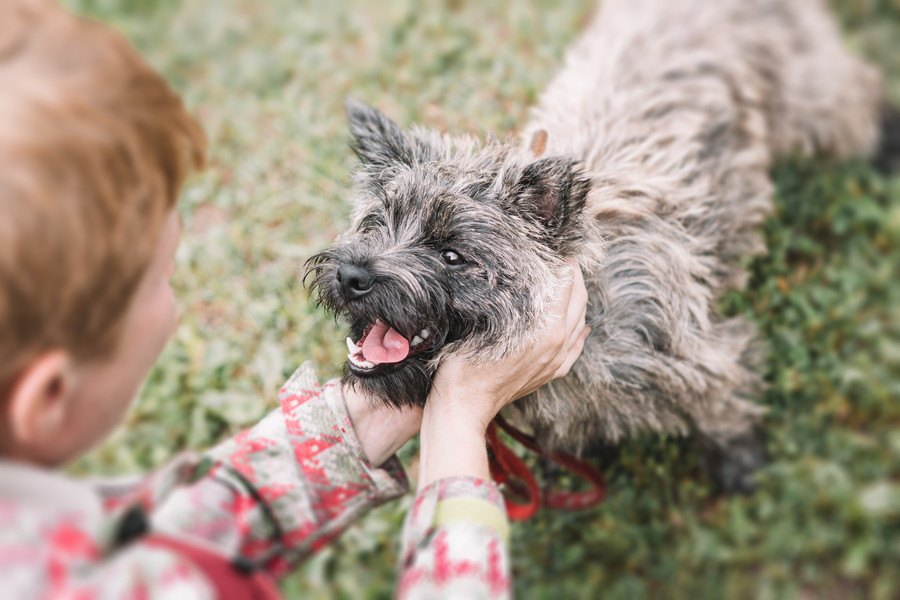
[554,267,590,378]
[550,300,586,373]
[563,264,587,327]
[549,261,582,323]
[554,324,591,379]
[539,264,579,365]
[542,263,587,375]
[510,319,590,400]
[455,261,590,408]
[571,298,587,345]
[556,261,579,308]
[560,265,587,349]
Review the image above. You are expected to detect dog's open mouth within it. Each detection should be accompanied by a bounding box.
[346,320,434,375]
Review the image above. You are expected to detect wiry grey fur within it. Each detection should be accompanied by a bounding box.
[306,0,886,489]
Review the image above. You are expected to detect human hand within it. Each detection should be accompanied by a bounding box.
[417,262,590,488]
[343,385,422,467]
[429,261,590,433]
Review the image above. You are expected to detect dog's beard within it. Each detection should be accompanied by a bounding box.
[343,355,435,408]
[341,316,450,407]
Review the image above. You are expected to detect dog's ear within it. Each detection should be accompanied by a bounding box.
[345,99,418,170]
[505,156,590,232]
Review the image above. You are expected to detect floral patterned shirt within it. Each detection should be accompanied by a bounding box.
[0,363,511,599]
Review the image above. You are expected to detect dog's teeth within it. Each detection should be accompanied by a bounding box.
[411,335,423,347]
[348,352,375,370]
[346,337,359,354]
[420,329,430,339]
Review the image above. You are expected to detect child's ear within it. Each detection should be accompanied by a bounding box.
[6,351,76,455]
[503,156,591,232]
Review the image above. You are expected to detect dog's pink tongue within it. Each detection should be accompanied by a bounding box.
[362,321,410,364]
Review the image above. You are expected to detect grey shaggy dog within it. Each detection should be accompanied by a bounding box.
[307,0,891,491]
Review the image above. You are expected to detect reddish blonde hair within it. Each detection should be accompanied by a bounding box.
[0,0,205,395]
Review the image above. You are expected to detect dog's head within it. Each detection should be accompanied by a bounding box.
[305,101,592,407]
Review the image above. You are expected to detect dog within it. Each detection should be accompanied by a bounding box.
[306,0,891,492]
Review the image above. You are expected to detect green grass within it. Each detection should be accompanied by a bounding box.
[66,1,899,598]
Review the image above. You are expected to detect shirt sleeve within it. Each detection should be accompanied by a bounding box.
[147,362,409,579]
[397,476,512,599]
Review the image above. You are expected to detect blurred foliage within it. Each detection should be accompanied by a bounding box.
[64,0,899,598]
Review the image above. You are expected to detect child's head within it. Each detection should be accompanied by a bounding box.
[0,0,205,465]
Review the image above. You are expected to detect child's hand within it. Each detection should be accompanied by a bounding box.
[430,262,589,433]
[344,261,588,480]
[344,386,423,467]
[418,262,590,489]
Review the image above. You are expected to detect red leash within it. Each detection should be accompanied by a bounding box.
[486,415,607,521]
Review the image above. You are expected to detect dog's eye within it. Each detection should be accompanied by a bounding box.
[441,249,465,266]
[358,212,385,234]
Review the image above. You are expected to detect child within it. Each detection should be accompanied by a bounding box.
[0,1,590,598]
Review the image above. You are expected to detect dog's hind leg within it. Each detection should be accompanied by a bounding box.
[874,104,900,174]
[697,427,767,494]
[686,316,768,494]
[763,0,884,163]
[691,382,769,494]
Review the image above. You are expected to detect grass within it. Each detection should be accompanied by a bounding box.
[66,1,899,598]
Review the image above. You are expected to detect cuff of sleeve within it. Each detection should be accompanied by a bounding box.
[400,476,507,561]
[317,369,410,500]
[434,497,509,543]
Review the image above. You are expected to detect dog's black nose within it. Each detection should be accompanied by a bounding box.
[337,264,375,300]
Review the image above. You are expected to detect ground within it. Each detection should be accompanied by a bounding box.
[67,0,900,598]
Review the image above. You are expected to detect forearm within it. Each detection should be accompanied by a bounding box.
[397,385,511,598]
[417,399,490,491]
[150,363,408,579]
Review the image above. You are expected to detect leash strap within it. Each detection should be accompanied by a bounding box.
[143,534,282,599]
[486,416,606,520]
[487,421,542,520]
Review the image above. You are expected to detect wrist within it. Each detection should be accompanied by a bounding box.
[343,384,421,466]
[428,371,500,436]
[417,402,490,490]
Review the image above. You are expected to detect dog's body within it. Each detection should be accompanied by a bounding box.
[307,0,886,490]
[514,0,884,452]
